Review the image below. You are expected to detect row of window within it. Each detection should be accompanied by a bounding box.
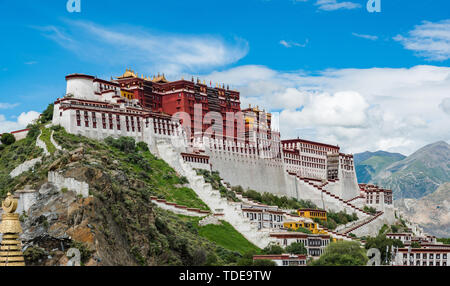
[76,110,141,132]
[246,212,283,223]
[403,253,447,260]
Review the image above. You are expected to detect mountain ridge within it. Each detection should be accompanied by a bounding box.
[372,141,450,199]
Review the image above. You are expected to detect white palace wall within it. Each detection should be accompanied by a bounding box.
[52,74,396,233]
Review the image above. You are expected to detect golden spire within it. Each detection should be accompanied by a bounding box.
[0,192,25,266]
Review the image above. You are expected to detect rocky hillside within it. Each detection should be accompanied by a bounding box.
[354,151,406,183]
[1,124,252,266]
[354,141,450,199]
[395,183,450,237]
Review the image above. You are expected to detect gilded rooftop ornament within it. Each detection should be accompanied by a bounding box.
[0,192,25,266]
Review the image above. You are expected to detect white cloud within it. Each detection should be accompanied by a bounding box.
[0,111,40,134]
[202,65,450,155]
[352,32,378,41]
[440,98,450,115]
[315,0,361,11]
[394,19,450,61]
[34,20,249,76]
[0,103,19,109]
[280,39,309,48]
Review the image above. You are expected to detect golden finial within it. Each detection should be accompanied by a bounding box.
[0,192,25,266]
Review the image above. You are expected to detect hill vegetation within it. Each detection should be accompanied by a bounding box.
[2,120,264,265]
[309,241,368,266]
[354,151,405,183]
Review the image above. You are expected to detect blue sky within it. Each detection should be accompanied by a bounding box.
[1,0,450,154]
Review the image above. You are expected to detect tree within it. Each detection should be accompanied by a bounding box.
[363,206,377,215]
[410,242,421,249]
[40,103,54,123]
[365,235,404,265]
[286,242,307,255]
[310,241,368,266]
[105,136,136,153]
[26,124,41,140]
[262,243,285,255]
[236,250,257,266]
[437,238,450,245]
[1,133,15,146]
[136,141,149,152]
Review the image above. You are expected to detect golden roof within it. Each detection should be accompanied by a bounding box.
[117,68,138,79]
[152,73,169,83]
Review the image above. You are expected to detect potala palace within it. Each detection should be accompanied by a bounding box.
[40,69,447,265]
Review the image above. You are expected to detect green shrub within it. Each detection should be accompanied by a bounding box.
[262,243,284,255]
[310,241,368,266]
[40,103,54,123]
[363,206,377,215]
[295,227,313,234]
[242,189,317,210]
[27,124,41,140]
[105,136,136,153]
[286,242,307,255]
[1,133,15,145]
[24,246,47,264]
[364,235,404,264]
[136,141,149,152]
[411,242,421,248]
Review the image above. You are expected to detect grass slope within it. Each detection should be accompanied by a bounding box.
[194,219,260,254]
[40,128,56,154]
[5,123,249,265]
[53,127,209,211]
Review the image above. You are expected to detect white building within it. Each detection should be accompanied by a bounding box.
[270,232,331,258]
[393,248,450,266]
[253,254,307,266]
[241,204,285,230]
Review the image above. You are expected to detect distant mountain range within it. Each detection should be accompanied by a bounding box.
[355,141,450,200]
[355,151,406,184]
[354,141,450,237]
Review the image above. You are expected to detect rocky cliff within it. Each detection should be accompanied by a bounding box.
[2,125,243,266]
[395,183,450,237]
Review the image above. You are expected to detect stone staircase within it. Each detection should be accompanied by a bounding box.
[296,177,371,219]
[338,211,384,235]
[155,140,277,249]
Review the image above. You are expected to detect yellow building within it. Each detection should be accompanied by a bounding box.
[297,209,327,222]
[120,89,135,100]
[283,221,328,235]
